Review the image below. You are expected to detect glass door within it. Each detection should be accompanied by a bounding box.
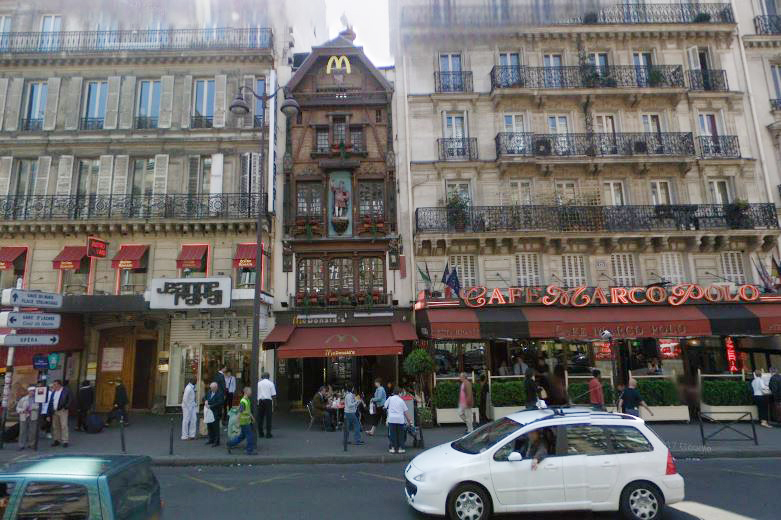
[444,112,467,158]
[548,115,570,155]
[439,53,463,92]
[633,51,653,86]
[543,53,563,87]
[594,114,617,155]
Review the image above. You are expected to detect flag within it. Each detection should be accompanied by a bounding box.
[425,261,432,287]
[752,256,774,293]
[446,267,462,298]
[773,256,781,279]
[417,264,432,291]
[441,262,450,284]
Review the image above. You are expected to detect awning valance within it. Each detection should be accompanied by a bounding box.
[263,324,295,347]
[177,245,208,269]
[274,325,404,359]
[233,243,257,268]
[52,246,87,270]
[391,322,418,342]
[0,246,26,270]
[111,245,149,269]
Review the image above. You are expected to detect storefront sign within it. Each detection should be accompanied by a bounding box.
[149,277,231,309]
[293,313,341,326]
[554,323,689,340]
[32,354,48,371]
[101,347,124,372]
[191,317,251,340]
[725,336,738,373]
[87,237,108,258]
[324,349,357,357]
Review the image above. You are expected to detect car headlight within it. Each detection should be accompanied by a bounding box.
[413,473,426,482]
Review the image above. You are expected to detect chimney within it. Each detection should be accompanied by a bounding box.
[339,27,356,42]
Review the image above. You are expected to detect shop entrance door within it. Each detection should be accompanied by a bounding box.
[132,340,156,409]
[199,345,250,406]
[96,327,136,413]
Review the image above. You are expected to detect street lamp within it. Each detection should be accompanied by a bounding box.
[230,85,299,408]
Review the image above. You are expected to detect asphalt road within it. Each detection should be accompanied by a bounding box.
[157,458,779,519]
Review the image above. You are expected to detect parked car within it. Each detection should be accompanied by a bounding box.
[404,408,683,520]
[0,455,162,519]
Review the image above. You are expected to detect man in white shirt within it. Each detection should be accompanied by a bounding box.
[223,369,237,422]
[181,378,197,440]
[257,372,276,438]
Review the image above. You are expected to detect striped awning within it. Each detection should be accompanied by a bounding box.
[233,243,257,268]
[176,244,208,269]
[52,246,88,270]
[0,247,26,270]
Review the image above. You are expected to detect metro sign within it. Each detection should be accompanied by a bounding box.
[87,237,108,258]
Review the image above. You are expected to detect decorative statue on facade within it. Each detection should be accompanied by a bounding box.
[330,179,351,235]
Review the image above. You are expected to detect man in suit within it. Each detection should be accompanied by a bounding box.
[47,379,71,447]
[205,382,225,446]
[312,386,332,431]
[76,381,94,432]
[214,366,227,394]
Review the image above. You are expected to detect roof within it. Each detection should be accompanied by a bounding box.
[505,407,643,426]
[0,455,149,477]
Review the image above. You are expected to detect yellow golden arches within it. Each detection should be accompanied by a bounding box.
[326,55,351,75]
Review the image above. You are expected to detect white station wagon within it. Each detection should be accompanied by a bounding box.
[405,408,683,520]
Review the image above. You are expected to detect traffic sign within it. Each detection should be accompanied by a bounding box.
[0,334,59,346]
[0,312,61,329]
[1,289,62,309]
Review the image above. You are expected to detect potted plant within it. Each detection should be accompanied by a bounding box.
[447,192,470,232]
[700,379,756,420]
[489,380,526,420]
[636,379,690,422]
[403,348,435,406]
[726,199,751,228]
[694,12,712,23]
[582,12,599,24]
[648,68,665,88]
[432,379,482,424]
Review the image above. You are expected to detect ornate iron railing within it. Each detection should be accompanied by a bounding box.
[434,71,474,93]
[415,204,778,234]
[490,65,685,90]
[697,136,741,158]
[687,69,729,91]
[253,115,264,128]
[191,115,213,129]
[495,132,696,158]
[568,3,734,25]
[437,138,478,161]
[135,116,158,129]
[19,118,43,131]
[755,15,781,34]
[0,27,272,54]
[80,117,104,130]
[0,193,263,222]
[772,99,781,111]
[291,291,394,309]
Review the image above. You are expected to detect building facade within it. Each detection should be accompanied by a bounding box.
[0,0,326,410]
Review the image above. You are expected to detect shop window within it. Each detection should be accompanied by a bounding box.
[18,482,89,517]
[296,258,324,294]
[358,257,384,294]
[659,252,685,285]
[561,254,587,287]
[328,258,354,293]
[182,259,207,278]
[296,182,322,216]
[449,255,477,287]
[350,126,364,152]
[720,251,746,285]
[433,341,486,377]
[610,253,636,286]
[237,268,257,289]
[315,127,329,153]
[62,257,90,295]
[515,253,540,286]
[358,181,384,218]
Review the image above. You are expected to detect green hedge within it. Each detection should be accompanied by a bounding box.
[567,381,615,405]
[702,380,753,406]
[491,381,527,407]
[432,380,483,409]
[636,380,680,406]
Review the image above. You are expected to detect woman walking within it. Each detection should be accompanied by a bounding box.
[384,388,412,454]
[366,378,386,436]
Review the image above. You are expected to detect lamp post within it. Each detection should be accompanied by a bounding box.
[229,86,299,407]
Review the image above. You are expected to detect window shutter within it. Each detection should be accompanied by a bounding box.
[0,78,8,130]
[97,155,114,195]
[660,253,685,285]
[213,74,227,128]
[240,153,250,192]
[64,77,83,130]
[251,152,262,193]
[181,75,193,128]
[561,255,587,287]
[243,74,254,128]
[449,255,478,286]
[3,78,23,131]
[209,153,224,195]
[158,75,175,128]
[152,154,169,195]
[515,253,541,286]
[34,156,52,195]
[687,46,700,71]
[104,75,121,129]
[112,155,129,195]
[721,252,746,285]
[610,253,636,286]
[43,77,61,131]
[0,157,12,196]
[55,155,74,195]
[118,75,136,129]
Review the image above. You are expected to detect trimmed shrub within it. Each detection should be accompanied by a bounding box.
[567,382,615,405]
[702,380,753,406]
[637,379,680,406]
[432,380,483,409]
[491,381,526,407]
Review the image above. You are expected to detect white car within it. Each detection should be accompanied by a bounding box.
[405,408,684,520]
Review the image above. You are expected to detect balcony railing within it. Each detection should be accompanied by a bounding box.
[401,3,734,28]
[755,15,781,35]
[0,193,263,222]
[191,115,213,128]
[687,69,729,91]
[19,118,43,131]
[135,116,158,129]
[253,115,264,128]
[415,204,778,234]
[496,132,696,158]
[292,290,393,308]
[0,27,272,54]
[491,65,685,90]
[434,71,474,93]
[773,99,781,111]
[80,117,104,130]
[437,138,478,161]
[697,136,741,158]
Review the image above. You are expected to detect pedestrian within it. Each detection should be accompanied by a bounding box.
[106,379,129,426]
[227,387,257,455]
[384,388,412,454]
[366,378,386,436]
[478,373,488,425]
[256,372,276,438]
[498,361,509,376]
[513,356,527,376]
[457,372,474,433]
[40,384,53,439]
[214,365,227,394]
[47,379,71,448]
[312,386,331,431]
[548,365,568,405]
[76,380,93,432]
[618,378,654,418]
[16,387,38,450]
[589,369,605,411]
[525,368,539,409]
[615,382,626,413]
[751,370,772,428]
[223,368,236,422]
[769,367,781,423]
[344,384,364,445]
[181,378,198,440]
[205,381,224,446]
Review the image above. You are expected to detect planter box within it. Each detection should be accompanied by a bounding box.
[639,405,690,422]
[700,403,758,421]
[489,404,525,420]
[436,407,478,425]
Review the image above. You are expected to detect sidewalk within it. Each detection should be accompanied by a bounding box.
[0,412,779,466]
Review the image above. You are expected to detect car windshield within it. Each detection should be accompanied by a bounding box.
[451,417,523,454]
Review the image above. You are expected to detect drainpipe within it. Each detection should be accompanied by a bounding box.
[402,53,417,306]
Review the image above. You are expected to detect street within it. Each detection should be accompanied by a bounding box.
[157,458,779,519]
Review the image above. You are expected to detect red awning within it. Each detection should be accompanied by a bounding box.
[263,324,295,347]
[743,304,781,335]
[177,245,208,269]
[553,306,713,340]
[233,243,257,268]
[421,308,481,339]
[52,246,88,270]
[0,246,26,270]
[276,326,404,359]
[391,322,418,342]
[111,245,149,269]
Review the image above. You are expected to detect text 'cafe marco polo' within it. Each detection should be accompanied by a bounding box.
[415,283,781,381]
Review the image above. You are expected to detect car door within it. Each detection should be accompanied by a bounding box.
[489,433,528,508]
[563,423,620,507]
[519,426,566,510]
[0,477,21,520]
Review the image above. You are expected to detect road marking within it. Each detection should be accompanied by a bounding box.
[249,473,304,486]
[357,471,404,483]
[184,475,234,492]
[671,501,755,520]
[720,468,781,479]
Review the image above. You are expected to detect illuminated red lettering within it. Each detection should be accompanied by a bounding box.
[668,284,689,306]
[723,285,741,302]
[508,287,523,304]
[610,287,629,304]
[646,286,666,304]
[592,287,610,305]
[739,285,761,302]
[704,285,723,303]
[463,287,487,308]
[526,287,541,304]
[570,286,591,307]
[628,287,647,304]
[487,287,506,305]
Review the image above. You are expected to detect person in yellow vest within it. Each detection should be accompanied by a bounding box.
[227,387,256,455]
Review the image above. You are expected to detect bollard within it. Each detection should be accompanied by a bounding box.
[342,414,348,452]
[169,417,174,455]
[119,419,126,453]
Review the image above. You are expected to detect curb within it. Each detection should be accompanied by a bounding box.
[672,449,781,460]
[150,454,416,466]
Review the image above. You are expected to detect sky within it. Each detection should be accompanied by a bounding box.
[324,0,392,67]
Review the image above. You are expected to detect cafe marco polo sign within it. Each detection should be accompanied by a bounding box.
[450,283,762,308]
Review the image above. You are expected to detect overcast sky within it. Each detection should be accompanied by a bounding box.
[325,0,392,67]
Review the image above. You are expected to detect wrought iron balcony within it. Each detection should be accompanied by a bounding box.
[0,193,263,222]
[697,136,741,158]
[191,115,213,129]
[434,71,473,93]
[80,117,104,130]
[19,118,43,131]
[0,27,272,54]
[437,138,478,161]
[135,116,158,129]
[415,203,778,234]
[253,115,264,128]
[772,99,781,111]
[569,3,734,25]
[755,15,781,34]
[291,290,393,309]
[491,65,685,91]
[687,70,729,92]
[495,132,696,158]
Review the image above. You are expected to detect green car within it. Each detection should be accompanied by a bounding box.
[0,455,162,519]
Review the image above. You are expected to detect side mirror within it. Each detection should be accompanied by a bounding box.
[508,451,523,462]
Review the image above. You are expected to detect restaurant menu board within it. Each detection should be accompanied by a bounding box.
[101,347,124,372]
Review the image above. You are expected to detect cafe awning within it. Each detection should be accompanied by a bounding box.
[0,246,26,270]
[263,324,295,347]
[391,322,418,342]
[52,246,87,270]
[233,243,257,268]
[274,325,404,359]
[553,306,713,340]
[111,245,148,269]
[176,244,208,269]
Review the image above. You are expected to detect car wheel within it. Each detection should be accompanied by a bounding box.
[620,481,664,520]
[447,484,490,520]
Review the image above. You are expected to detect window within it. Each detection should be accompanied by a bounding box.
[611,253,637,286]
[450,255,477,286]
[187,156,212,196]
[603,181,625,206]
[446,181,471,205]
[238,267,257,289]
[499,52,520,68]
[130,158,155,197]
[642,114,663,134]
[588,52,609,73]
[375,109,382,123]
[22,81,47,130]
[0,248,25,290]
[509,180,532,205]
[659,252,685,285]
[439,53,463,92]
[328,258,354,292]
[76,158,100,197]
[721,252,746,285]
[555,180,577,204]
[14,159,37,197]
[193,78,215,127]
[604,425,653,454]
[358,181,384,217]
[771,65,781,99]
[698,113,720,138]
[296,183,322,216]
[765,0,778,16]
[515,253,541,286]
[82,80,108,129]
[443,112,468,158]
[358,257,384,293]
[503,113,525,133]
[297,258,324,294]
[547,115,570,154]
[18,481,88,517]
[543,53,563,88]
[561,255,587,287]
[137,80,161,128]
[451,417,523,456]
[119,266,147,294]
[565,424,610,455]
[315,127,329,153]
[350,126,364,152]
[0,16,11,50]
[708,179,731,204]
[108,463,159,520]
[594,114,616,134]
[255,78,266,127]
[62,258,90,295]
[650,180,672,205]
[39,15,62,51]
[332,116,347,146]
[492,426,559,461]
